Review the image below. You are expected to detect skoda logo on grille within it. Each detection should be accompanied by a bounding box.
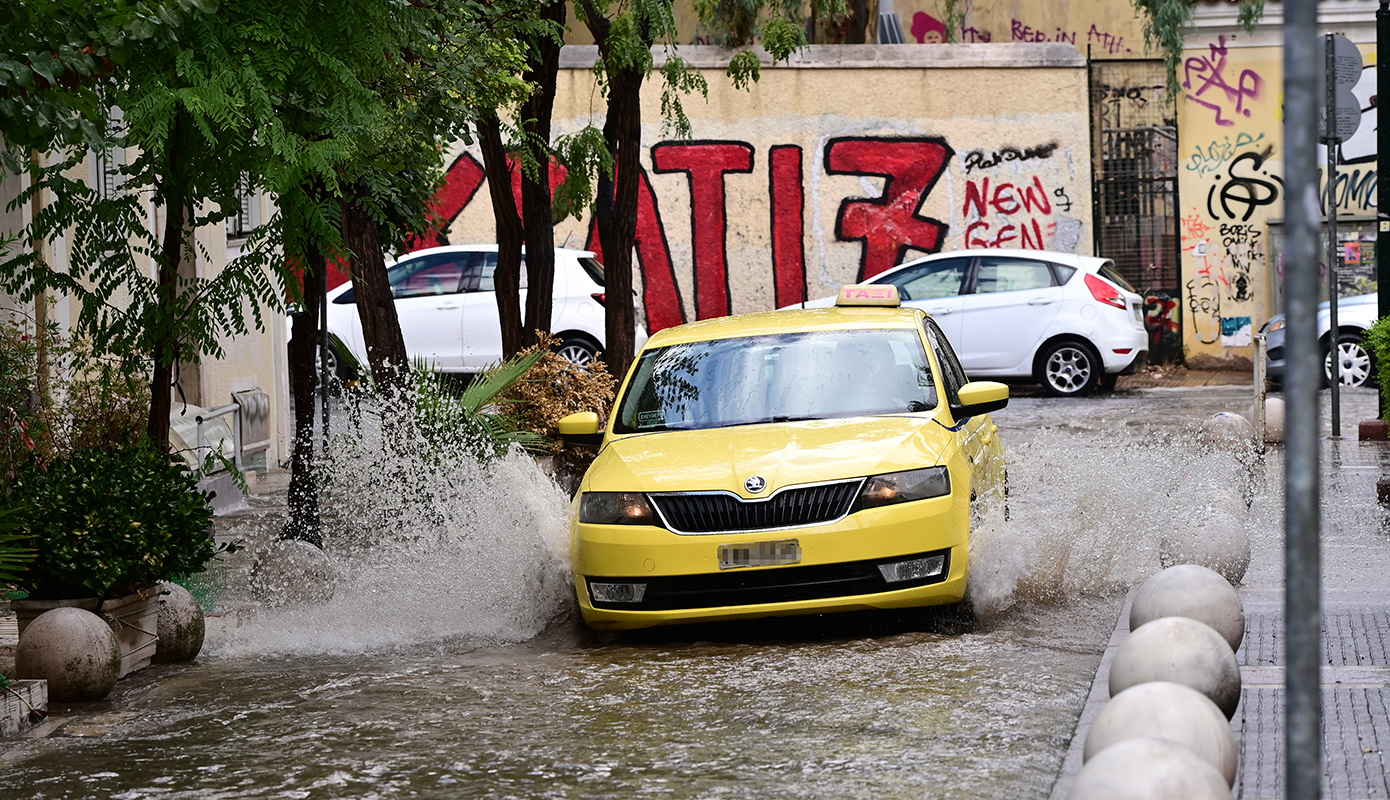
[744,475,767,494]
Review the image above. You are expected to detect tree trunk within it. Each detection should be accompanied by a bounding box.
[147,192,184,448]
[283,244,324,545]
[342,192,409,392]
[478,116,526,360]
[519,0,566,349]
[594,65,643,377]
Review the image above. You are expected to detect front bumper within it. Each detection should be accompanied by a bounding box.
[572,494,969,630]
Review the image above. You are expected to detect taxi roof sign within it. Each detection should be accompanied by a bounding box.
[835,284,901,307]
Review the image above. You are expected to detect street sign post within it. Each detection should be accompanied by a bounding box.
[1321,32,1362,437]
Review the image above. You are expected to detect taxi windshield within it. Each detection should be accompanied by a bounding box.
[614,329,938,434]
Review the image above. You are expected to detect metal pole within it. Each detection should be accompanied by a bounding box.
[1285,3,1324,799]
[1255,332,1268,450]
[1379,1,1390,421]
[1326,33,1342,437]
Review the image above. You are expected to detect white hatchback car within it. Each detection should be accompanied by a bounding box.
[326,244,644,374]
[790,249,1149,396]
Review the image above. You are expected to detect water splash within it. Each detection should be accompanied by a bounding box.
[968,427,1256,617]
[207,388,575,658]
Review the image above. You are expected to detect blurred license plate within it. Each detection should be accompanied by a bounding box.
[719,539,801,570]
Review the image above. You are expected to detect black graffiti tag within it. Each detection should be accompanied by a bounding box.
[962,142,1059,174]
[1207,150,1282,222]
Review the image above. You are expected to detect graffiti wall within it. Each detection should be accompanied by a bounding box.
[431,45,1092,333]
[1176,33,1377,367]
[901,0,1146,56]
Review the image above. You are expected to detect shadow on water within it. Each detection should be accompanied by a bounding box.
[603,602,982,648]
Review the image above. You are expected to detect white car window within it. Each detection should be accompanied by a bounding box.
[389,254,470,299]
[477,252,528,292]
[972,258,1056,294]
[882,258,970,301]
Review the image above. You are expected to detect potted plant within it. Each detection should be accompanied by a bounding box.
[6,442,226,676]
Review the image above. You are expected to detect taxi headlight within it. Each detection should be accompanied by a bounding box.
[579,492,656,525]
[860,467,951,509]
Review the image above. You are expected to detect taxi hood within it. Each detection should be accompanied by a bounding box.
[585,416,951,496]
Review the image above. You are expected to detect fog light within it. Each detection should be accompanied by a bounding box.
[589,581,647,603]
[878,554,946,583]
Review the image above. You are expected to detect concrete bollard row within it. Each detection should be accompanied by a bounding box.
[1070,564,1246,798]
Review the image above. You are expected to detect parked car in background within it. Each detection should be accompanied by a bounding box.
[787,249,1148,396]
[1261,291,1379,388]
[322,245,646,376]
[562,284,1008,630]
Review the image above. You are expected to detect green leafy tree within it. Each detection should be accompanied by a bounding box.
[572,0,814,376]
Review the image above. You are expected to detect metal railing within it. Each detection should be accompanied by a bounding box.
[194,404,242,471]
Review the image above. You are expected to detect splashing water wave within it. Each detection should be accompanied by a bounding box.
[207,392,575,658]
[968,427,1256,618]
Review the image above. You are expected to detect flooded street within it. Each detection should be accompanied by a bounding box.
[4,383,1358,799]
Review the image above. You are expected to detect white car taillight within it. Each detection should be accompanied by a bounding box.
[1084,273,1127,310]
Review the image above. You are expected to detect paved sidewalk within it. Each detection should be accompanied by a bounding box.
[1052,388,1390,799]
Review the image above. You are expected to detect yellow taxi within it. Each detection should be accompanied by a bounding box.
[558,285,1008,630]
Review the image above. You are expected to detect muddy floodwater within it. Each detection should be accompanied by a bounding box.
[2,384,1328,799]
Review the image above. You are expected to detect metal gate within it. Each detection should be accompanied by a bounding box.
[1089,59,1183,364]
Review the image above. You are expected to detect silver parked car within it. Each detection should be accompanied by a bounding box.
[1261,292,1379,388]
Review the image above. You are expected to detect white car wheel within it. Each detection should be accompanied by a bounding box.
[556,336,599,367]
[1038,341,1101,397]
[1325,334,1375,388]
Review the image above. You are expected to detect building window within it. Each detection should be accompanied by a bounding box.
[225,177,255,240]
[91,108,126,200]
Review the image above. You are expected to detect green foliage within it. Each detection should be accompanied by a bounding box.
[411,352,549,462]
[6,443,224,599]
[1133,0,1265,97]
[1367,316,1390,419]
[551,126,614,222]
[0,311,148,486]
[0,506,36,585]
[659,56,709,139]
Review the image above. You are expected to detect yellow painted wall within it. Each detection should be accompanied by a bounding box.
[440,45,1093,329]
[1176,34,1378,367]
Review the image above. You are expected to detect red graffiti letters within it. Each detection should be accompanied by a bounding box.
[961,175,1056,249]
[583,168,684,333]
[825,137,952,280]
[408,153,486,251]
[651,141,754,319]
[769,145,807,308]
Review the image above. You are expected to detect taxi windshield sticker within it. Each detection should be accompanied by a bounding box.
[637,410,665,427]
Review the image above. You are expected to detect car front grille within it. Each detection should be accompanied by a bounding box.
[650,480,863,534]
[586,549,952,611]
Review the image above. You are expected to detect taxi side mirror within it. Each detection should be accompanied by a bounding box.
[558,411,604,447]
[951,381,1009,419]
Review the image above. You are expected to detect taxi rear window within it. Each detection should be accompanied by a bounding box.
[614,329,938,434]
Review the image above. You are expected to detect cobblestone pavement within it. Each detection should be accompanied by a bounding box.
[1052,386,1390,799]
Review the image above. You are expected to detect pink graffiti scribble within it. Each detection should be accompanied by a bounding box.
[1183,36,1263,127]
[1180,209,1212,241]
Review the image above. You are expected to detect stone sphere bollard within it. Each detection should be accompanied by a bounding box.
[15,607,121,702]
[152,582,206,663]
[1072,735,1232,799]
[1084,681,1237,786]
[1198,412,1257,452]
[1131,564,1245,652]
[1159,509,1251,585]
[249,539,337,607]
[1110,617,1242,719]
